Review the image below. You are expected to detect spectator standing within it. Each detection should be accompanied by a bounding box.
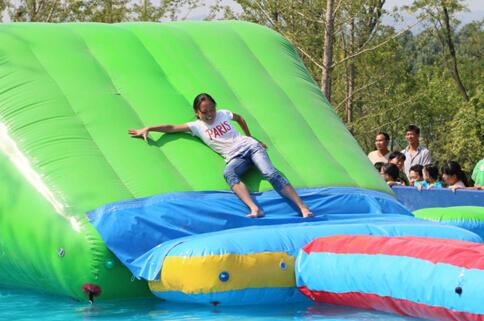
[401,125,432,177]
[368,132,391,164]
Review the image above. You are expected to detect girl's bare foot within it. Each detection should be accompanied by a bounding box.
[246,209,264,218]
[301,206,313,218]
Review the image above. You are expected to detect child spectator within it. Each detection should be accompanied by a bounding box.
[421,164,442,190]
[409,164,428,188]
[381,163,402,187]
[441,161,468,191]
[388,152,409,186]
[374,161,385,174]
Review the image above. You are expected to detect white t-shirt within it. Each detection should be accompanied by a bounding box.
[367,150,390,164]
[186,109,256,162]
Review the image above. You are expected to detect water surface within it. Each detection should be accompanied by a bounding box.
[0,288,427,321]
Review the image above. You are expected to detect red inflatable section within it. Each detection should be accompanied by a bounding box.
[299,287,484,321]
[298,235,484,321]
[302,235,484,269]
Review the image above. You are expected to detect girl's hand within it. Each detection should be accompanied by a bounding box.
[417,184,423,192]
[450,185,463,193]
[128,127,149,142]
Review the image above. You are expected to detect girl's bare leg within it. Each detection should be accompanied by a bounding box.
[231,181,264,218]
[280,184,313,217]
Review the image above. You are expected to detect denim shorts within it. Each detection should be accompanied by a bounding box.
[223,142,288,191]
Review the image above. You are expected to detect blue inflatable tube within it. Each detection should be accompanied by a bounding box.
[144,217,480,305]
[393,186,484,211]
[87,187,412,275]
[296,235,484,321]
[87,187,482,305]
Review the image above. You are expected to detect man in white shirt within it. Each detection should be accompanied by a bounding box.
[401,125,432,177]
[368,132,391,164]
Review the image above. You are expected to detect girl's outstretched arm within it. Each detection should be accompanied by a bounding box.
[232,113,267,148]
[128,124,189,142]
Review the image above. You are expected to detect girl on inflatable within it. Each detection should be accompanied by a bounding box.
[129,93,312,218]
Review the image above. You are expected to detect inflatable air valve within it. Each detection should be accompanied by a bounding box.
[218,272,230,282]
[105,259,115,270]
[280,260,288,270]
[82,284,102,304]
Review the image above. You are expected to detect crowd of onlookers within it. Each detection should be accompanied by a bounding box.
[368,125,484,191]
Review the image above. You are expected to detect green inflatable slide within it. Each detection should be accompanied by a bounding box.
[0,21,390,300]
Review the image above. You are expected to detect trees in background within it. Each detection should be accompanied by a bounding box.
[0,0,6,14]
[1,0,202,22]
[409,0,470,101]
[219,0,482,172]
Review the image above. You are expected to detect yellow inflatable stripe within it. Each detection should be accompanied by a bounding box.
[149,252,295,294]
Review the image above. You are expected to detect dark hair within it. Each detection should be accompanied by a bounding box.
[423,164,439,181]
[377,132,390,141]
[193,93,216,114]
[409,164,424,178]
[374,162,385,172]
[382,163,400,181]
[388,151,406,162]
[441,161,468,186]
[406,124,420,135]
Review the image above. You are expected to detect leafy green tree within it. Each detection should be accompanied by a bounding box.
[406,18,483,170]
[8,0,204,22]
[339,26,417,151]
[72,0,131,22]
[9,0,67,22]
[8,0,131,22]
[131,0,162,21]
[0,0,7,16]
[407,0,470,101]
[0,0,7,22]
[131,0,202,22]
[441,90,484,172]
[455,20,483,98]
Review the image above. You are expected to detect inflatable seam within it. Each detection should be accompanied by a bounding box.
[0,26,136,204]
[30,27,137,200]
[173,24,306,187]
